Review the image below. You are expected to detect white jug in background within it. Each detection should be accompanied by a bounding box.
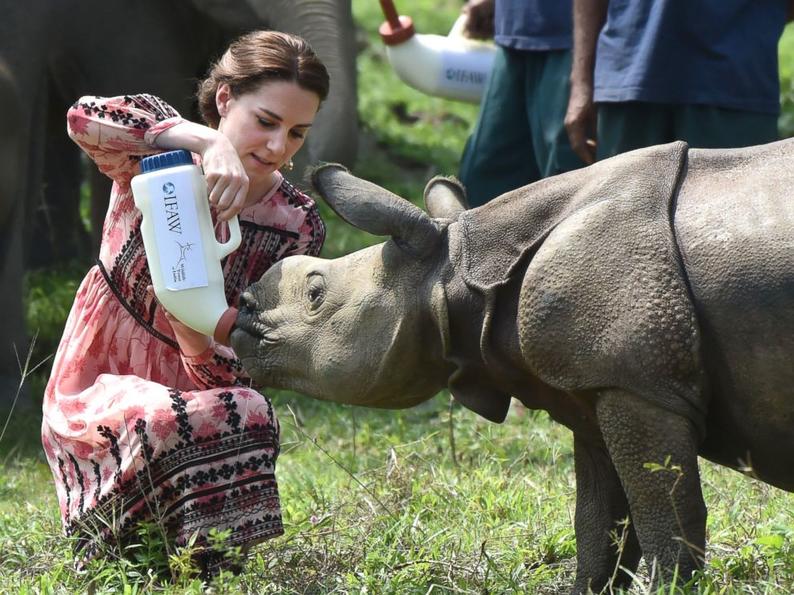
[379,0,496,103]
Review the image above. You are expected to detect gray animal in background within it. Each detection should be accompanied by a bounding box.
[231,139,794,593]
[0,57,25,405]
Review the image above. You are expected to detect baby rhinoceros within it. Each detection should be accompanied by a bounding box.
[231,139,794,593]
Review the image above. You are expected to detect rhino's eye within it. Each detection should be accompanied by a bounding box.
[306,275,326,310]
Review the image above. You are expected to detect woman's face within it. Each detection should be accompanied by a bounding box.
[216,80,321,184]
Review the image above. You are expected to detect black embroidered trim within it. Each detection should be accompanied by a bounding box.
[77,101,150,130]
[68,420,281,561]
[163,469,276,520]
[92,461,102,506]
[68,452,86,514]
[218,391,241,431]
[169,388,193,444]
[135,418,155,463]
[124,94,180,122]
[280,179,326,257]
[57,457,71,525]
[97,424,123,486]
[240,220,300,239]
[112,430,277,524]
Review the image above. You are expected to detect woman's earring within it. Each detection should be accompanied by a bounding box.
[284,159,294,172]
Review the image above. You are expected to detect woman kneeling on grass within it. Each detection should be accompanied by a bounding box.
[40,30,328,576]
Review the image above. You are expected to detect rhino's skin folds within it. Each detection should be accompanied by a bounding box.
[232,139,794,593]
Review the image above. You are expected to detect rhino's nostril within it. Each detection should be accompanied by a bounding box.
[239,290,259,313]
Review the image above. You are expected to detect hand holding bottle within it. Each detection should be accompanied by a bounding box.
[154,121,249,221]
[147,286,212,357]
[200,134,250,222]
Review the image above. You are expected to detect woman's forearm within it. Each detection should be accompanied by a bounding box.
[151,120,222,154]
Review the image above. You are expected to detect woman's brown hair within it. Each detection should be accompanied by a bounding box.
[197,30,330,128]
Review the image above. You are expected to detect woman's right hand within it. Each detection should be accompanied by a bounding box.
[200,134,250,221]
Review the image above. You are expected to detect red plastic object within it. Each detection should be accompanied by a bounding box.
[379,0,415,45]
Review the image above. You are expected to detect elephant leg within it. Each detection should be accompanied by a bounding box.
[30,93,89,267]
[595,390,706,586]
[0,60,33,408]
[572,435,641,594]
[0,200,27,403]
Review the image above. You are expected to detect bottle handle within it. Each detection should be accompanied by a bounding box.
[215,215,242,259]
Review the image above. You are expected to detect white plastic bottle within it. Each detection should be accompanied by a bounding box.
[131,149,241,344]
[379,0,495,103]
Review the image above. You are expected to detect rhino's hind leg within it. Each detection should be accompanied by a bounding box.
[596,389,706,586]
[572,436,642,594]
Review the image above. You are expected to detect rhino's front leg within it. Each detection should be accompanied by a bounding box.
[572,436,642,594]
[595,390,706,586]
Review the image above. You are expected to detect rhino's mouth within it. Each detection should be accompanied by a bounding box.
[231,311,282,349]
[230,321,273,383]
[230,323,258,359]
[233,309,261,336]
[231,314,297,391]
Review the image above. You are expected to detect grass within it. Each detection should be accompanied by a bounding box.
[3,3,794,593]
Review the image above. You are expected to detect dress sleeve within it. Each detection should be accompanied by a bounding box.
[66,94,186,185]
[179,343,251,391]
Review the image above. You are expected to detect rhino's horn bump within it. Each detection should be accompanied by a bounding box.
[424,176,469,221]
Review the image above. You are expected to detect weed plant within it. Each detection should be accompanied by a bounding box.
[2,2,794,593]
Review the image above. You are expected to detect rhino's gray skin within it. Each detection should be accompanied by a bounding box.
[231,139,794,593]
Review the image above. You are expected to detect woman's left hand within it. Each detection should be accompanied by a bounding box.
[163,310,213,357]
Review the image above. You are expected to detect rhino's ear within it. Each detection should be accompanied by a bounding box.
[311,163,441,257]
[423,176,469,221]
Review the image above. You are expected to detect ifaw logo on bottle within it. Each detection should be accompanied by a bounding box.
[440,50,492,98]
[444,68,486,86]
[149,175,208,291]
[162,182,182,235]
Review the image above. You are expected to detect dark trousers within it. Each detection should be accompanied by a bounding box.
[597,102,780,160]
[459,47,584,208]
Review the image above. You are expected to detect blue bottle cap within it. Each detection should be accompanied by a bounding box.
[140,149,194,173]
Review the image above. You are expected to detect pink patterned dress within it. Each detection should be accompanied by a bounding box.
[41,94,324,567]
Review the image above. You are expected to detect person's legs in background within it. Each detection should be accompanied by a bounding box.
[596,102,780,160]
[596,102,674,160]
[459,47,538,207]
[531,49,584,177]
[673,105,779,148]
